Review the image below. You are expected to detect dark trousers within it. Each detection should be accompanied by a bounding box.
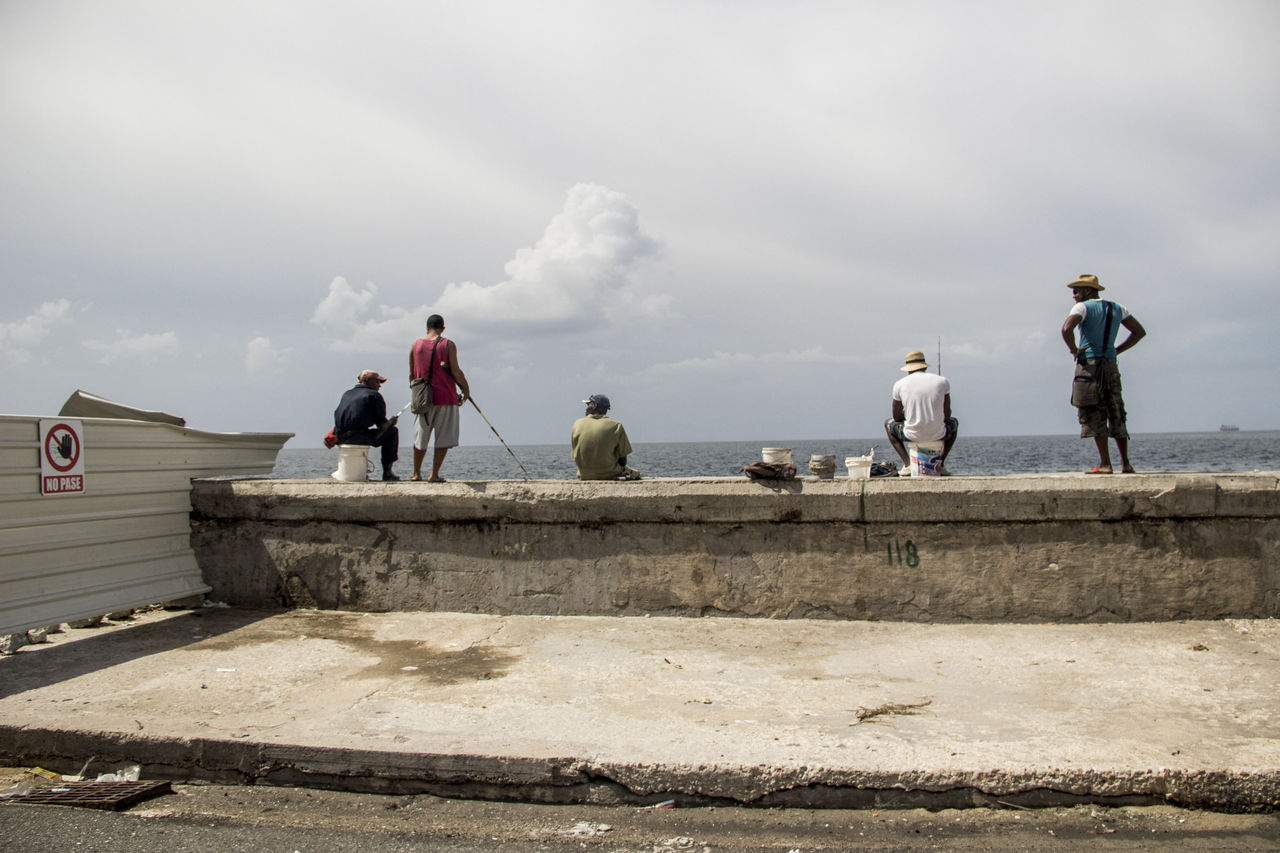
[340,425,399,471]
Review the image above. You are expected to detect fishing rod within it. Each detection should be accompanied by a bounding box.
[467,397,531,479]
[374,402,411,443]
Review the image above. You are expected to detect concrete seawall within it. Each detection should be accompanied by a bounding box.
[190,473,1280,623]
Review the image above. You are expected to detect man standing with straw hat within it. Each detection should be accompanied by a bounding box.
[1061,274,1146,473]
[884,350,958,476]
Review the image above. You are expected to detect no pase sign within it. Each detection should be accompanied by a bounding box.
[40,419,86,495]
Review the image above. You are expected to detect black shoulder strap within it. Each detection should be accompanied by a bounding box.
[1101,301,1114,356]
[428,337,441,383]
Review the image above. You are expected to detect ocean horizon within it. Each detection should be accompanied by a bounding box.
[272,430,1279,480]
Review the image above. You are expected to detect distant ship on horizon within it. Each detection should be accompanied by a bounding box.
[1219,424,1240,431]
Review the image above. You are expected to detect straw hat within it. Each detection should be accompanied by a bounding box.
[900,350,929,372]
[1067,273,1104,291]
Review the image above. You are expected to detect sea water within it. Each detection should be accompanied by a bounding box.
[271,431,1280,480]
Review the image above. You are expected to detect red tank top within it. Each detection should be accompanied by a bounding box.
[410,336,458,406]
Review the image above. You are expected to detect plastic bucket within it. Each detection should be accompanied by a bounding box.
[762,447,792,464]
[332,444,371,482]
[808,453,836,479]
[906,440,944,476]
[845,454,873,479]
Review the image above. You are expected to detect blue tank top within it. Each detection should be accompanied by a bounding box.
[1076,300,1120,359]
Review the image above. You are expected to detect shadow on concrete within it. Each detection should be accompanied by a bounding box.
[0,608,282,700]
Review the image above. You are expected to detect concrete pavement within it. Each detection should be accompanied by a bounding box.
[1,607,1277,810]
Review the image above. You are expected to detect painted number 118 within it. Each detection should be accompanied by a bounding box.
[887,539,920,568]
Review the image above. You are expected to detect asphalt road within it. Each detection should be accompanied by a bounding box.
[2,773,1278,852]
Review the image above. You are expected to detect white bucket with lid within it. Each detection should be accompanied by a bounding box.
[906,440,944,476]
[332,444,372,482]
[762,447,792,464]
[808,453,836,479]
[845,450,874,479]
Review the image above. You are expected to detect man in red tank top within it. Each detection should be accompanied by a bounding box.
[408,314,471,481]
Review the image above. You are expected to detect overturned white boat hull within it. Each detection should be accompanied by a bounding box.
[0,392,292,637]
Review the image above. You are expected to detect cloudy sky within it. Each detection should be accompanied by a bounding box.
[3,1,1277,449]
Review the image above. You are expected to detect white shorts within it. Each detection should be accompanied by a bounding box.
[413,405,460,450]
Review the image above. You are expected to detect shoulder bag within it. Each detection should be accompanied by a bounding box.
[1070,301,1113,408]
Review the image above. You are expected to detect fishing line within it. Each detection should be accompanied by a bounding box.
[467,397,531,479]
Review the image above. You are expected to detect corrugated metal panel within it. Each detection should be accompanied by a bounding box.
[0,415,291,636]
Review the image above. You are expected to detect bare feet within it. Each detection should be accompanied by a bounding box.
[427,476,446,483]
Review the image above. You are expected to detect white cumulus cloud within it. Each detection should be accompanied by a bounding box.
[84,330,179,364]
[310,184,665,353]
[436,183,662,330]
[311,277,379,327]
[1,299,73,361]
[321,303,429,354]
[245,336,291,374]
[310,275,430,353]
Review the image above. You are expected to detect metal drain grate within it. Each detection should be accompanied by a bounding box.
[3,780,171,810]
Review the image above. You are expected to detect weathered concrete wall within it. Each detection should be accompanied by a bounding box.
[190,473,1280,623]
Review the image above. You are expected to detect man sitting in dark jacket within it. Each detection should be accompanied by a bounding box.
[334,369,400,481]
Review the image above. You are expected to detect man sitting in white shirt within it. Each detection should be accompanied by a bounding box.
[884,349,959,476]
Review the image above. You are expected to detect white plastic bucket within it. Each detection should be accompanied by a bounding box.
[906,440,944,476]
[332,444,371,482]
[808,453,836,479]
[845,453,873,479]
[762,447,792,464]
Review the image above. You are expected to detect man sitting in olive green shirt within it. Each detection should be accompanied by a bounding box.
[571,394,642,480]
